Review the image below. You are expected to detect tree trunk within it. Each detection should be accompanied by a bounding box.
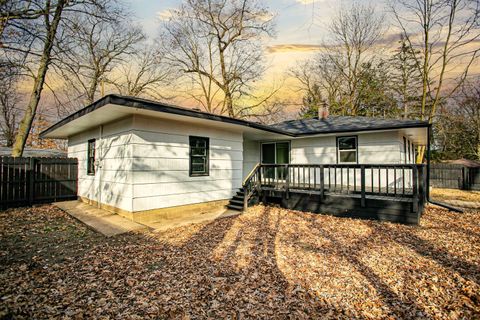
[11,0,66,157]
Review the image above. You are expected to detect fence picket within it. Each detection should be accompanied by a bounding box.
[0,156,78,209]
[430,164,480,190]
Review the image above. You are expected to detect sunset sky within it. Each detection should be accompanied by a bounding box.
[130,0,380,88]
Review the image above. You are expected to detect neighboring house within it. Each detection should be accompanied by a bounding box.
[41,95,430,224]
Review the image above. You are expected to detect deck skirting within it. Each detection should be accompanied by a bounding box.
[261,190,422,224]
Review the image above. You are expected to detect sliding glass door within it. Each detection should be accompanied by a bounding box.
[261,142,290,181]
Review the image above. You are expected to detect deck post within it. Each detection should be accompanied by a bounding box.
[320,165,324,200]
[285,164,290,199]
[243,186,248,211]
[360,165,366,207]
[412,165,419,213]
[257,166,262,192]
[418,165,425,206]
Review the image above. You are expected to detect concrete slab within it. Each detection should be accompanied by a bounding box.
[55,201,149,237]
[144,207,241,232]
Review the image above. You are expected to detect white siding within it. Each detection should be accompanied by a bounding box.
[130,115,243,212]
[291,131,403,164]
[68,117,134,211]
[242,140,260,179]
[243,131,411,190]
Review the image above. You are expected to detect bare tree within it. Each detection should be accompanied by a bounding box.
[2,0,113,156]
[56,7,145,105]
[391,0,480,161]
[161,0,277,118]
[293,3,384,116]
[435,78,480,160]
[108,44,176,100]
[0,65,21,147]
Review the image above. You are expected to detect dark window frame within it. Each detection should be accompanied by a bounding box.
[87,139,96,175]
[189,136,209,177]
[336,135,358,164]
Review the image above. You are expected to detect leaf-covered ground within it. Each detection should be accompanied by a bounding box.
[1,204,479,319]
[431,187,480,203]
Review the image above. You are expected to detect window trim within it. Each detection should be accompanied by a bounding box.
[87,139,96,176]
[336,135,358,164]
[189,136,210,177]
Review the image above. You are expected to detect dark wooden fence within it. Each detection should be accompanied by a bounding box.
[0,156,78,209]
[430,164,480,190]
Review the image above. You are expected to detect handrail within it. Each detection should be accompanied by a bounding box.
[259,163,425,168]
[240,163,427,213]
[242,163,261,186]
[241,163,262,211]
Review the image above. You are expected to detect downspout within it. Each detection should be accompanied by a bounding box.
[425,124,463,212]
[98,124,104,209]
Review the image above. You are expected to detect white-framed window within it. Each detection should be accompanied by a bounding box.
[337,136,358,163]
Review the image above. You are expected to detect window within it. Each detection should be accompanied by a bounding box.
[87,139,96,175]
[337,136,357,163]
[189,136,209,176]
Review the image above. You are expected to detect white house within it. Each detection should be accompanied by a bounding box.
[41,95,430,224]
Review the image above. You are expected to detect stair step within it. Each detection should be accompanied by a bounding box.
[232,195,244,201]
[227,204,243,211]
[229,199,243,206]
[236,191,245,196]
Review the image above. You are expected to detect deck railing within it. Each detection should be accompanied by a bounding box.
[242,163,427,212]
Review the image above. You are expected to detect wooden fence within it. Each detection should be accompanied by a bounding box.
[430,164,480,190]
[0,156,78,210]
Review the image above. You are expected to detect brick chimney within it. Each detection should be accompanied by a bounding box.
[318,102,329,119]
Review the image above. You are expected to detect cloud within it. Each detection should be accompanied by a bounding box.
[266,44,325,53]
[157,9,174,21]
[295,0,327,4]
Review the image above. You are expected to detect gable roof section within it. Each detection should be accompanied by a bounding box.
[40,94,430,139]
[271,116,429,135]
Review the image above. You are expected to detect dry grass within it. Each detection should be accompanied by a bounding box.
[1,204,479,319]
[431,187,480,203]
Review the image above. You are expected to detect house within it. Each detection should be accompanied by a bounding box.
[41,95,430,224]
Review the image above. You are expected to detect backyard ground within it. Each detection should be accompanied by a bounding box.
[1,204,479,319]
[430,187,480,203]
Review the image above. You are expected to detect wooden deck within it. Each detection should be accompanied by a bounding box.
[241,164,427,224]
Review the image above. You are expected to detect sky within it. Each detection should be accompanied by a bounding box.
[128,0,362,84]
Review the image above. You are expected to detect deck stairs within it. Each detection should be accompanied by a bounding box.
[227,188,245,211]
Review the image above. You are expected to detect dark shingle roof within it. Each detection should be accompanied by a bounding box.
[0,147,67,157]
[271,116,429,135]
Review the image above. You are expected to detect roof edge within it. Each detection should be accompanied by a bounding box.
[39,94,294,138]
[40,94,431,139]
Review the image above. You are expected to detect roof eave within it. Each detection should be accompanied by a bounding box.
[281,122,430,137]
[40,94,294,139]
